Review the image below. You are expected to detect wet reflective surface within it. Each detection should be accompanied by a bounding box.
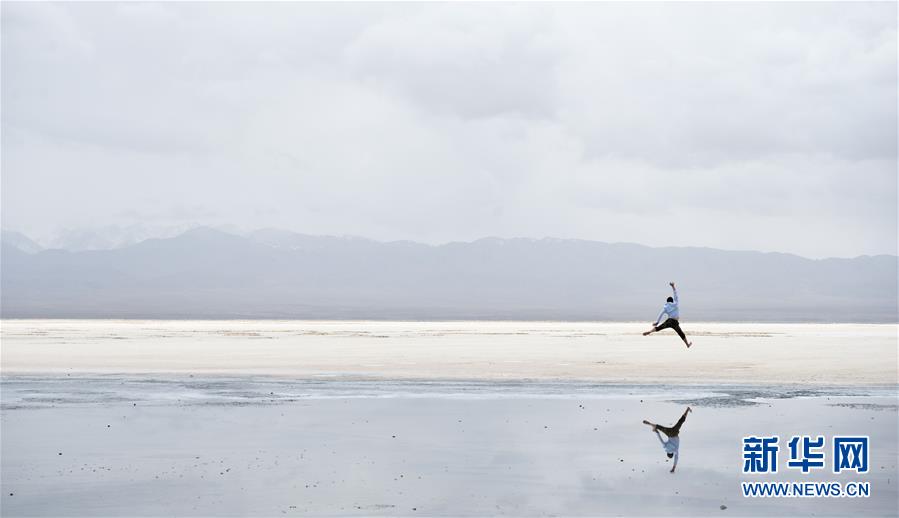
[1,377,896,516]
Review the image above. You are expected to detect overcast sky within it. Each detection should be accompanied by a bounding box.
[2,2,896,258]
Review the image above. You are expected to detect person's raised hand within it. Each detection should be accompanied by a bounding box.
[669,282,675,288]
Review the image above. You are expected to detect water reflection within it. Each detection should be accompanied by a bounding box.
[643,406,692,473]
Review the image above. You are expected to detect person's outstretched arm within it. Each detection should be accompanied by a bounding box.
[654,307,666,326]
[670,282,678,303]
[670,451,679,473]
[654,430,667,446]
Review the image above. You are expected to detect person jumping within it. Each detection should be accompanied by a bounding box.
[643,407,692,473]
[643,282,692,348]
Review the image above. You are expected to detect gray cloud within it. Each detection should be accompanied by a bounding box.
[1,2,895,258]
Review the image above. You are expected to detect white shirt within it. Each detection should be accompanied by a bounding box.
[656,287,679,323]
[656,431,680,465]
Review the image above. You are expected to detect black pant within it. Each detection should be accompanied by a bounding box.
[657,410,688,438]
[655,318,687,341]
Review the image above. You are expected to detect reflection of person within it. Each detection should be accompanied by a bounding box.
[643,407,692,473]
[643,282,692,348]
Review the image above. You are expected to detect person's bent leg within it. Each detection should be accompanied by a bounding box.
[672,321,686,340]
[672,321,691,347]
[644,321,664,336]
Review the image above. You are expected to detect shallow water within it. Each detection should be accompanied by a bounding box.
[1,377,896,516]
[1,375,897,408]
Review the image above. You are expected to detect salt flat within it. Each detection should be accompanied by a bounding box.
[1,320,896,384]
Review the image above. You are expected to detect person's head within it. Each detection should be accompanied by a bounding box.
[666,296,674,303]
[667,452,674,459]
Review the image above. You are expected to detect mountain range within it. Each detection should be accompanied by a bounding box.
[2,227,896,322]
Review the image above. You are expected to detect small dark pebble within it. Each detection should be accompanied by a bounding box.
[720,505,727,510]
[107,425,111,428]
[9,493,13,496]
[58,452,62,456]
